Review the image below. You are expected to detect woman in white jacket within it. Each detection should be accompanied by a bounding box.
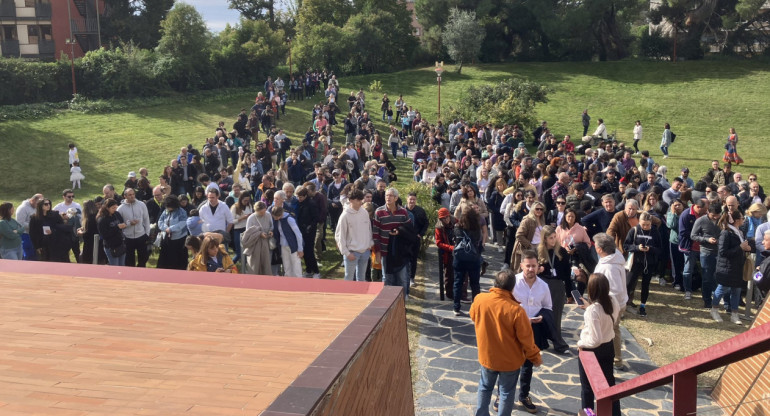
[632,120,642,155]
[577,273,621,416]
[335,189,374,281]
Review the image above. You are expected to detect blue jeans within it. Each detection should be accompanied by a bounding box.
[104,247,126,266]
[390,142,398,159]
[669,243,684,287]
[343,250,370,281]
[476,365,520,416]
[382,256,409,299]
[682,250,698,292]
[660,145,669,156]
[453,257,481,312]
[21,233,36,260]
[714,284,742,312]
[232,228,244,264]
[0,245,23,260]
[700,252,717,307]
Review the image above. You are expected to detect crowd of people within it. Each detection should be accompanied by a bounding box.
[3,76,770,415]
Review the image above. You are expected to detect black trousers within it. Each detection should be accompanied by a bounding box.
[302,229,319,274]
[579,340,621,416]
[125,235,149,267]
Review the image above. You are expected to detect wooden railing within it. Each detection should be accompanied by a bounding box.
[580,322,770,415]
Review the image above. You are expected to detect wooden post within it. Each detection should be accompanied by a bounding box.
[672,371,697,416]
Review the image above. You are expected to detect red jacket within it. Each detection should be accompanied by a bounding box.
[434,217,455,264]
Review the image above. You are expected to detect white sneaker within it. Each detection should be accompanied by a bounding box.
[658,277,667,286]
[710,308,723,322]
[731,313,742,325]
[684,291,692,300]
[312,273,321,279]
[663,155,669,159]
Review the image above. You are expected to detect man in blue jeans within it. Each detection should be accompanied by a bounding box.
[372,188,412,298]
[471,268,542,416]
[679,198,707,300]
[335,189,372,281]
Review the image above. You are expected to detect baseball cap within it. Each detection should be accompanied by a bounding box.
[438,208,450,219]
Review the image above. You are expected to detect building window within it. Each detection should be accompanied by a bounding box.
[40,24,52,41]
[28,25,39,43]
[2,25,17,41]
[25,0,34,7]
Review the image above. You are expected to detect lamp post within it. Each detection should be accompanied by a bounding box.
[65,38,77,96]
[287,37,292,78]
[434,61,444,121]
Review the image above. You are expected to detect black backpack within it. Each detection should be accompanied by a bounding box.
[453,231,478,262]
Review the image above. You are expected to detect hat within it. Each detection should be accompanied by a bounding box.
[625,188,639,198]
[681,167,689,173]
[438,208,450,219]
[332,169,341,176]
[128,171,136,178]
[619,177,628,184]
[518,142,526,147]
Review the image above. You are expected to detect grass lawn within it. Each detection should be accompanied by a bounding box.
[2,59,769,386]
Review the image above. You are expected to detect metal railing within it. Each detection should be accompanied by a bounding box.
[580,322,770,415]
[70,17,98,34]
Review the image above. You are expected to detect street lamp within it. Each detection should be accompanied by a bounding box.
[65,38,77,96]
[434,61,444,121]
[287,37,292,79]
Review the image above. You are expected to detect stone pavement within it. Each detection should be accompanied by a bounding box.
[413,243,719,416]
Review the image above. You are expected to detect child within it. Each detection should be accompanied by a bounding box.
[70,160,85,189]
[400,140,408,159]
[68,143,78,167]
[186,208,203,236]
[386,106,393,124]
[363,202,381,282]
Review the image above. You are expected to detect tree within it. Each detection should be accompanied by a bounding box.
[296,0,352,28]
[442,8,484,73]
[227,0,276,26]
[156,4,212,91]
[211,19,288,87]
[101,0,175,48]
[449,78,551,132]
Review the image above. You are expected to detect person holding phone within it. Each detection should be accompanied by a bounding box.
[623,211,661,317]
[577,273,621,416]
[188,234,237,273]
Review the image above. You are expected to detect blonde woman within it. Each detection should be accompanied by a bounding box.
[536,224,570,353]
[511,201,546,271]
[188,234,238,273]
[454,186,489,243]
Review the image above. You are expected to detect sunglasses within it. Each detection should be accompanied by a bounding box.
[534,208,543,212]
[556,201,566,205]
[43,202,51,206]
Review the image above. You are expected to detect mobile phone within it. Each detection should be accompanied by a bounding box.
[571,290,585,306]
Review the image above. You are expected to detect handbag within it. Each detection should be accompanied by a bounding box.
[743,252,755,282]
[268,236,277,250]
[624,227,638,272]
[110,243,126,258]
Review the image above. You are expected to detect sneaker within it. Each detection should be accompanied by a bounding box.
[638,305,647,317]
[627,301,637,308]
[497,246,504,253]
[673,284,682,290]
[481,261,488,276]
[684,291,692,300]
[312,273,321,279]
[710,308,723,322]
[731,312,742,325]
[493,397,499,412]
[520,396,537,414]
[614,362,628,371]
[460,298,472,304]
[453,310,464,317]
[663,155,668,159]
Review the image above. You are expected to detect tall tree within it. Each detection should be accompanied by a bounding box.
[156,3,212,90]
[227,0,276,26]
[101,0,175,48]
[442,8,484,73]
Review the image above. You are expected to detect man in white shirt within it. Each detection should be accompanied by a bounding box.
[16,193,44,260]
[592,233,629,371]
[199,189,234,244]
[53,189,82,215]
[511,251,569,413]
[117,188,151,267]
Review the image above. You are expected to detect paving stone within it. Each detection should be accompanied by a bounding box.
[417,392,460,409]
[429,357,480,373]
[541,382,582,398]
[439,407,474,416]
[450,333,477,346]
[622,396,661,410]
[444,370,480,383]
[448,346,479,360]
[538,373,570,382]
[434,379,463,396]
[627,410,657,416]
[425,368,445,381]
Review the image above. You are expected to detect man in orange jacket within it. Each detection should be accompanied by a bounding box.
[471,268,542,415]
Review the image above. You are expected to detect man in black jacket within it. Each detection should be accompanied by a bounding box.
[406,192,429,284]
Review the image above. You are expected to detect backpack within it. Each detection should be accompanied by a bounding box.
[453,231,478,263]
[670,132,677,143]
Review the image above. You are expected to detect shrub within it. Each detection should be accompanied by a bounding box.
[368,80,383,92]
[0,59,71,105]
[640,27,673,60]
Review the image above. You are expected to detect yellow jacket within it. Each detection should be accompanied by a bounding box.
[188,245,238,273]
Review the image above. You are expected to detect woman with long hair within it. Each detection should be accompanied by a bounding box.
[556,208,594,289]
[78,200,106,264]
[96,198,127,266]
[188,234,238,273]
[577,273,621,416]
[536,225,571,352]
[242,201,273,275]
[191,185,206,207]
[710,209,752,324]
[623,211,662,317]
[230,192,253,265]
[29,198,71,262]
[503,189,526,268]
[452,207,483,316]
[511,201,546,271]
[488,178,508,248]
[0,202,24,260]
[156,195,190,270]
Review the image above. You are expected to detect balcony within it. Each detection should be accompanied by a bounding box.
[0,0,15,18]
[38,39,54,55]
[35,1,51,18]
[70,17,98,34]
[1,39,19,57]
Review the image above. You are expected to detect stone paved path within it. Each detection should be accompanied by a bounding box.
[413,243,719,415]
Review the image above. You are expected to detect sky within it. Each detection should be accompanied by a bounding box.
[182,0,242,32]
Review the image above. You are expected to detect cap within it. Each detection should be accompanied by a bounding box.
[332,169,341,176]
[128,171,136,178]
[518,142,526,147]
[438,208,450,219]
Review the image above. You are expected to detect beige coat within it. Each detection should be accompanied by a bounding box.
[510,216,542,272]
[242,212,273,275]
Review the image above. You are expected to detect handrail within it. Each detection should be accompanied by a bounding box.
[580,322,770,415]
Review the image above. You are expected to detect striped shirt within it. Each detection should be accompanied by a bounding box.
[372,205,411,256]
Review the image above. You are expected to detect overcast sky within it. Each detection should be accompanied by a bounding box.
[182,0,242,32]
